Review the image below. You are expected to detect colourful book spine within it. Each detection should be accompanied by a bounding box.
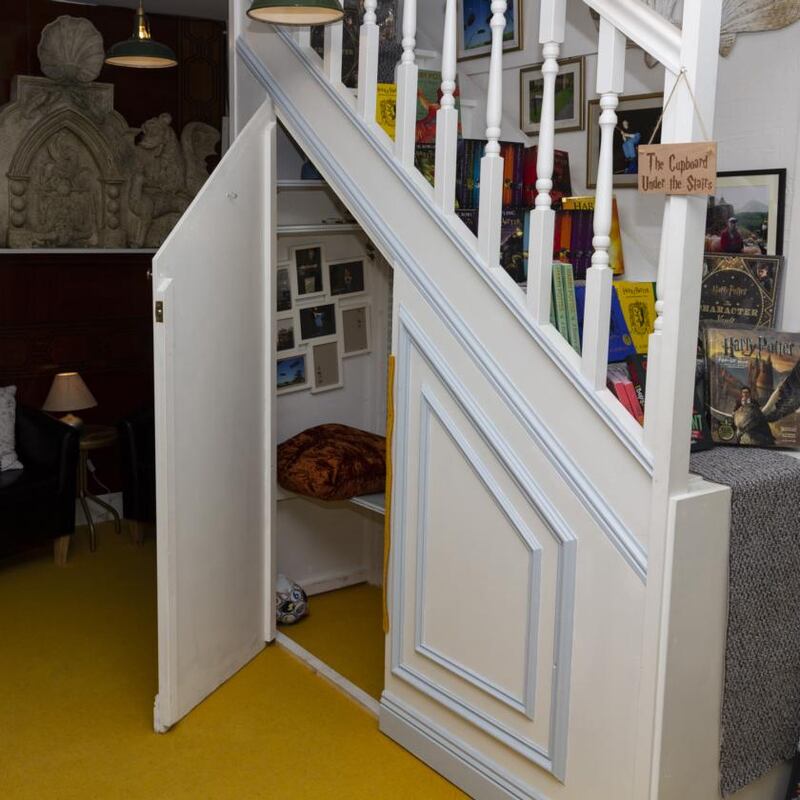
[622,381,645,425]
[562,264,581,355]
[501,142,514,207]
[472,141,484,207]
[607,376,636,417]
[551,263,569,341]
[559,211,573,262]
[523,146,538,207]
[455,138,466,209]
[513,143,525,207]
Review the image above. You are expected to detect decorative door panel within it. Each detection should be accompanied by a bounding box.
[389,305,577,782]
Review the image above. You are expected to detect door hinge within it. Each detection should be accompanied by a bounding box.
[155,300,164,323]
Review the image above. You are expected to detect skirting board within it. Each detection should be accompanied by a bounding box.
[303,569,371,597]
[380,693,548,800]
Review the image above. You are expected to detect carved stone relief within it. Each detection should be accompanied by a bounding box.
[0,15,220,249]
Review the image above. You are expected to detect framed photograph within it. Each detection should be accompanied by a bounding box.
[705,169,786,256]
[299,303,337,341]
[276,263,293,312]
[329,258,366,297]
[311,340,343,393]
[292,244,326,298]
[277,353,309,395]
[458,0,523,62]
[587,92,663,188]
[276,314,296,352]
[520,56,584,136]
[340,303,371,357]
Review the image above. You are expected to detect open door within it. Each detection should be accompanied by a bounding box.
[152,101,276,732]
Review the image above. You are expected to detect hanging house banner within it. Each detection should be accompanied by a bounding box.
[638,142,718,196]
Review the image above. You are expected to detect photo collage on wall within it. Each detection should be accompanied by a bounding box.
[276,244,372,396]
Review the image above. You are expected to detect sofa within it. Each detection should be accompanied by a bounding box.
[0,407,80,565]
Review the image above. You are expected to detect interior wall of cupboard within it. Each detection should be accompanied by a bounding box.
[275,124,391,595]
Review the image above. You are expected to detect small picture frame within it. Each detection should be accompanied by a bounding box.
[276,314,296,352]
[311,340,343,393]
[587,92,663,188]
[340,302,371,357]
[520,56,584,136]
[277,353,309,395]
[706,169,786,256]
[299,303,337,341]
[457,0,523,62]
[329,258,366,297]
[292,244,326,298]
[276,263,293,313]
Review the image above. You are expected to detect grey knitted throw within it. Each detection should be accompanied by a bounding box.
[690,447,800,796]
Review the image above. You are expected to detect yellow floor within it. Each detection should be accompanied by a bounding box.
[281,583,385,701]
[0,524,467,799]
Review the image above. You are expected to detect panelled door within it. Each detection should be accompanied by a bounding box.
[152,101,276,731]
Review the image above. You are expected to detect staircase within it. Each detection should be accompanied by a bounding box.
[227,1,731,797]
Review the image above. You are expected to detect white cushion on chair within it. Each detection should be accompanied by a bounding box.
[0,386,23,472]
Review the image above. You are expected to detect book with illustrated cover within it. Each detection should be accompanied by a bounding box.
[376,83,397,139]
[705,327,800,448]
[700,254,783,328]
[415,69,461,144]
[614,281,656,355]
[500,208,526,283]
[414,143,436,186]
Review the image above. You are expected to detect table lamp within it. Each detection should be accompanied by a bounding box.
[43,372,98,428]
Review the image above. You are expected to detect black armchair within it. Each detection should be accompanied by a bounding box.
[0,407,79,565]
[118,407,156,545]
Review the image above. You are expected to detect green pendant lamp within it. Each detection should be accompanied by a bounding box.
[247,0,345,26]
[105,2,178,69]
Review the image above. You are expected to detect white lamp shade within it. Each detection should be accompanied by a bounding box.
[43,372,98,413]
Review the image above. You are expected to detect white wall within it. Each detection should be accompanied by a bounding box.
[418,1,800,320]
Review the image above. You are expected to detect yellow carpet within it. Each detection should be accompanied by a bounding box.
[0,524,467,799]
[281,583,385,701]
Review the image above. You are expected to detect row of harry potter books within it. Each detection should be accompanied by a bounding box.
[539,254,800,452]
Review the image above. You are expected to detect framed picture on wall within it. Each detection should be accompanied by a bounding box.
[340,303,371,357]
[520,56,584,136]
[299,303,337,341]
[706,170,786,256]
[311,340,344,393]
[457,0,523,62]
[276,263,293,312]
[329,258,366,297]
[292,244,326,298]
[587,92,663,188]
[276,314,296,352]
[277,353,309,395]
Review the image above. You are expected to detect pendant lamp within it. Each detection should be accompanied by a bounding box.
[105,2,178,69]
[247,0,345,26]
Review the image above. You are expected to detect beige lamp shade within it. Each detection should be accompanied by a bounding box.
[43,372,98,413]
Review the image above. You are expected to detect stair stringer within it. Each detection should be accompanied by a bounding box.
[238,29,653,572]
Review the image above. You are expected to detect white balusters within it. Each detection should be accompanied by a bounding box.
[526,0,566,323]
[357,0,380,121]
[296,27,311,48]
[434,0,459,211]
[477,0,507,267]
[324,0,344,84]
[394,0,418,165]
[581,17,626,388]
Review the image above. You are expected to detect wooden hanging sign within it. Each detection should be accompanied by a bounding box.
[637,142,717,196]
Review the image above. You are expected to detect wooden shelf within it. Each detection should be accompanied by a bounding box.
[277,223,361,235]
[277,180,329,191]
[276,487,385,516]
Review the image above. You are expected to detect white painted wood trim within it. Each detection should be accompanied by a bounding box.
[433,0,458,212]
[394,0,418,168]
[380,693,547,800]
[323,1,344,85]
[582,0,681,74]
[276,633,380,715]
[356,0,379,122]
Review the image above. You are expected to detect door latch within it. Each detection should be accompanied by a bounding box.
[155,300,164,323]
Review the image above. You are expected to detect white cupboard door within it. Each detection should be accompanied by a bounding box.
[152,101,276,732]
